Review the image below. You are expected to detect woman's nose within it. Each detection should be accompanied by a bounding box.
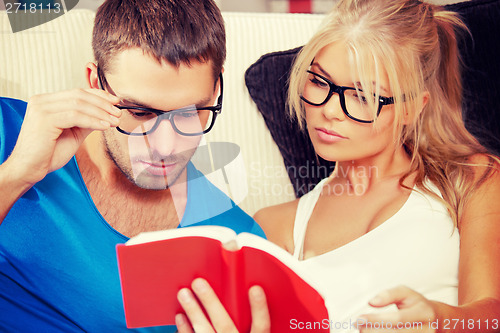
[322,93,346,121]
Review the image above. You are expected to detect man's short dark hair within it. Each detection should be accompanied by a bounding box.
[92,0,225,79]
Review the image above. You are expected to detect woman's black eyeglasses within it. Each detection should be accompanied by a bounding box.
[301,70,394,123]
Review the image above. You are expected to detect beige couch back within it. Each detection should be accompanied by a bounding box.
[0,10,325,215]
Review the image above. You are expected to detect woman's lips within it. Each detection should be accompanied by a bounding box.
[315,127,347,143]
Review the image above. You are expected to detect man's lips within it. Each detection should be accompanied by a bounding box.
[139,160,177,176]
[315,127,348,142]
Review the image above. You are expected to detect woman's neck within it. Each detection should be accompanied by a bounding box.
[332,146,412,193]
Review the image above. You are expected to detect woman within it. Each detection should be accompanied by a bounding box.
[175,0,500,332]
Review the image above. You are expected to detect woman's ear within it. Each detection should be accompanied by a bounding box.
[402,91,429,125]
[85,62,99,89]
[421,91,430,110]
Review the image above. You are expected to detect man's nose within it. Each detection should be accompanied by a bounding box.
[145,117,178,156]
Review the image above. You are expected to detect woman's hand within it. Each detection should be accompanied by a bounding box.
[176,278,271,333]
[358,286,438,333]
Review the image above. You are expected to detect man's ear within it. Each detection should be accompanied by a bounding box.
[212,66,224,101]
[86,62,99,89]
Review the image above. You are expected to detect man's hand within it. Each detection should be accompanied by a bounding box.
[6,88,121,186]
[176,278,271,333]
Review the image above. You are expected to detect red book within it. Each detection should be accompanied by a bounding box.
[116,226,329,332]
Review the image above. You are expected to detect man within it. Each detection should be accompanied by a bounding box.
[0,0,264,331]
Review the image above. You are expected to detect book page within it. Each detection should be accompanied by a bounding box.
[235,232,330,332]
[235,232,324,293]
[125,225,238,246]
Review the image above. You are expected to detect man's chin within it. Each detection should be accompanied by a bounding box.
[132,177,168,190]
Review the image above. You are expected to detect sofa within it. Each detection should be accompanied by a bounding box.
[1,0,499,216]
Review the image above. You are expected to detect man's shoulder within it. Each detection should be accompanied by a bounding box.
[0,96,27,130]
[211,202,266,238]
[0,97,27,113]
[187,205,266,238]
[0,97,27,162]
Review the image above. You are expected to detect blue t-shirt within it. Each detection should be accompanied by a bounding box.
[0,97,265,332]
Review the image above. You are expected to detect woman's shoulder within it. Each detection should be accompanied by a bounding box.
[253,199,299,252]
[466,152,499,169]
[463,153,500,185]
[460,153,500,226]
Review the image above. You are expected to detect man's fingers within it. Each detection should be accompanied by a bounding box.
[33,88,120,105]
[83,87,121,104]
[27,99,120,131]
[177,287,215,333]
[6,88,122,185]
[28,89,122,123]
[47,94,121,124]
[74,88,122,118]
[48,108,115,131]
[49,104,120,129]
[191,278,238,333]
[175,313,195,333]
[249,286,271,333]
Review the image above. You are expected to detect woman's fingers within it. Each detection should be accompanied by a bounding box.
[369,286,417,308]
[358,286,437,333]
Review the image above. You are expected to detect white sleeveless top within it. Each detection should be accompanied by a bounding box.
[293,178,459,332]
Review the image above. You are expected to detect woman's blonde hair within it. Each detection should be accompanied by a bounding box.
[289,0,497,227]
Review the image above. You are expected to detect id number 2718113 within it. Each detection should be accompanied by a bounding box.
[442,319,499,331]
[5,2,61,14]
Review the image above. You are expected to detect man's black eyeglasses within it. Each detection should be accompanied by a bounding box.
[97,67,223,136]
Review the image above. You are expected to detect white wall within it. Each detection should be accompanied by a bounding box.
[74,0,103,11]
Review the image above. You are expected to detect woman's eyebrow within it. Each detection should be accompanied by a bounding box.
[311,61,390,94]
[353,81,390,94]
[311,62,333,80]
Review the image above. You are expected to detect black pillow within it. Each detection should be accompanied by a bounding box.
[448,0,500,157]
[245,47,336,198]
[245,0,500,198]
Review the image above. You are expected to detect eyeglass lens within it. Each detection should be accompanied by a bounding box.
[119,107,215,136]
[302,71,378,122]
